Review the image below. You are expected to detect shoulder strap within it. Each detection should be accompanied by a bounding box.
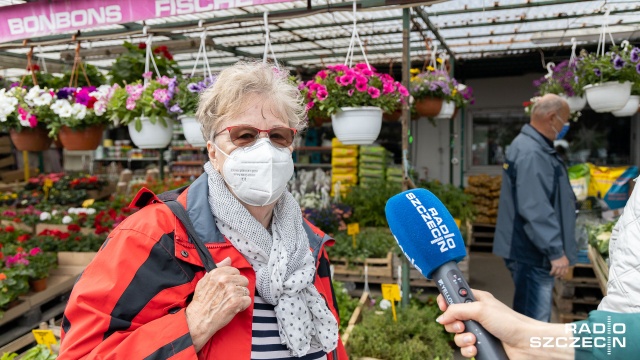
[165,200,217,272]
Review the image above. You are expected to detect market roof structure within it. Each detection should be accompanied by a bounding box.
[1,0,639,78]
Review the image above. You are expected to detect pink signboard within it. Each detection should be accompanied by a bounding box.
[0,0,294,44]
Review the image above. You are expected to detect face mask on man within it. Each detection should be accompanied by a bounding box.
[215,138,294,206]
[553,115,570,140]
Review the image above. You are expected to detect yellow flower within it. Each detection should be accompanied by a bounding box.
[452,89,458,96]
[436,58,443,64]
[410,68,420,75]
[427,66,435,72]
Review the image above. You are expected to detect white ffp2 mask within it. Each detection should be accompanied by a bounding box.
[215,138,294,206]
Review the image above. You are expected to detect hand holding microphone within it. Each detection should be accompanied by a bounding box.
[385,189,509,360]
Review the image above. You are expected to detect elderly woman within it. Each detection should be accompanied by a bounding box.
[59,62,347,360]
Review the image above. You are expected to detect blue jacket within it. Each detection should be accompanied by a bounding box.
[493,124,577,268]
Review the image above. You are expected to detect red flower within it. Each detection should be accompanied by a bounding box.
[86,96,97,109]
[16,246,23,253]
[74,236,82,241]
[27,64,40,72]
[523,101,532,107]
[17,234,30,243]
[12,217,22,223]
[68,224,81,233]
[4,225,14,232]
[138,43,147,50]
[59,232,70,240]
[0,252,3,261]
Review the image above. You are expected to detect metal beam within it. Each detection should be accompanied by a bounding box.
[415,6,454,57]
[423,0,596,16]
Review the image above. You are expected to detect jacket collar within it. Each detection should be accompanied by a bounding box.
[521,124,556,155]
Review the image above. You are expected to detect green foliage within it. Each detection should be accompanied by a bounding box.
[576,45,639,86]
[0,352,18,360]
[20,345,57,360]
[21,72,63,89]
[347,295,454,360]
[417,180,476,226]
[109,42,181,86]
[60,63,106,88]
[328,227,399,261]
[26,250,57,280]
[342,180,403,228]
[332,281,360,334]
[0,266,31,311]
[587,221,615,258]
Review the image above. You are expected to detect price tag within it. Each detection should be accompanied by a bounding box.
[347,223,360,235]
[82,199,95,208]
[32,329,57,349]
[381,283,401,302]
[381,283,401,322]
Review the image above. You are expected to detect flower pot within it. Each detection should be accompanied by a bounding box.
[383,110,402,122]
[612,95,640,117]
[9,127,52,152]
[29,278,48,292]
[128,116,174,149]
[331,107,383,145]
[434,100,457,120]
[59,125,105,151]
[179,115,206,147]
[415,97,443,117]
[560,95,587,112]
[583,81,632,113]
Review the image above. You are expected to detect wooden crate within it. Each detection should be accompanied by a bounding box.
[0,168,38,183]
[0,219,34,233]
[562,262,596,281]
[332,252,394,279]
[554,277,601,299]
[553,287,601,313]
[588,245,608,296]
[469,223,495,252]
[341,292,369,347]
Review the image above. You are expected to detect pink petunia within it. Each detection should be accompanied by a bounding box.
[316,89,328,101]
[398,84,409,97]
[348,89,355,97]
[317,70,328,80]
[126,97,136,110]
[355,75,368,85]
[29,247,42,256]
[306,101,315,110]
[335,76,343,86]
[355,81,367,92]
[153,89,170,103]
[340,74,355,86]
[361,69,373,77]
[368,87,381,99]
[355,63,369,70]
[382,83,395,94]
[310,83,322,91]
[157,76,171,85]
[142,71,153,79]
[28,115,37,127]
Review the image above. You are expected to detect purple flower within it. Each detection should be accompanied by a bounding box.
[632,48,640,63]
[75,89,91,106]
[428,83,438,91]
[170,104,183,114]
[56,87,76,99]
[613,56,625,70]
[594,68,602,77]
[636,62,640,74]
[187,83,201,93]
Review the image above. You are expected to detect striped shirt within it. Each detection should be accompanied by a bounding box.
[252,294,327,360]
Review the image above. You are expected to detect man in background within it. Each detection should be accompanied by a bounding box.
[493,93,577,322]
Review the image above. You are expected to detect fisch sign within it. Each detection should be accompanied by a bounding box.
[0,0,295,44]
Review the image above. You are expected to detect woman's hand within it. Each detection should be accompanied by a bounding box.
[436,289,570,359]
[186,257,252,352]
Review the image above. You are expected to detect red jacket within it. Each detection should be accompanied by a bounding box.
[59,175,348,359]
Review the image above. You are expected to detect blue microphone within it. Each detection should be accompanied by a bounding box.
[386,188,508,360]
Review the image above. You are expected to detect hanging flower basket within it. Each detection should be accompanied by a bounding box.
[583,81,632,113]
[383,110,402,122]
[179,115,206,147]
[58,125,105,151]
[415,97,443,117]
[9,126,52,152]
[128,116,174,149]
[612,95,640,117]
[560,95,587,112]
[434,100,457,120]
[331,107,382,145]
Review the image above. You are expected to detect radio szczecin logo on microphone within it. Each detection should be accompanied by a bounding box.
[405,192,457,253]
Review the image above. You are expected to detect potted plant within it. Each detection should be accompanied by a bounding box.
[24,247,57,292]
[301,64,408,145]
[168,76,215,147]
[109,42,181,86]
[612,47,640,117]
[3,85,54,151]
[448,81,475,118]
[0,267,30,314]
[534,60,588,112]
[108,75,177,149]
[410,68,450,118]
[577,45,637,112]
[48,85,115,150]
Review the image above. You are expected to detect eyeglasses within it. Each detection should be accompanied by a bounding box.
[213,125,297,148]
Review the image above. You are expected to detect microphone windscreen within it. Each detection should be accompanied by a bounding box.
[385,188,467,278]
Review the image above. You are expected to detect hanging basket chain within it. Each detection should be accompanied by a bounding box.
[69,42,91,88]
[344,1,370,70]
[190,23,213,80]
[20,47,38,87]
[263,11,280,69]
[144,32,162,85]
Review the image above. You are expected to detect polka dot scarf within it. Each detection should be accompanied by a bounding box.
[203,162,338,357]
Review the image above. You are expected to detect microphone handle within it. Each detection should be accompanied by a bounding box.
[432,261,509,360]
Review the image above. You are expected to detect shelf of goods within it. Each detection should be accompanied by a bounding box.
[170,146,206,178]
[294,146,332,169]
[0,252,96,351]
[553,261,603,323]
[587,245,609,296]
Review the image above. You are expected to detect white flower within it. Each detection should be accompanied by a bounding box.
[72,103,87,120]
[379,299,392,310]
[62,215,73,224]
[19,117,31,127]
[86,208,96,215]
[58,104,73,118]
[33,92,53,106]
[40,212,52,221]
[51,99,69,114]
[52,210,59,216]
